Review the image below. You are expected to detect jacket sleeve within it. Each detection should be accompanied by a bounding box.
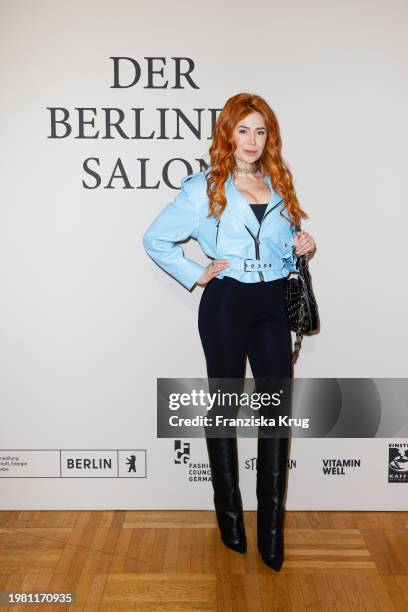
[142,177,205,290]
[284,223,299,273]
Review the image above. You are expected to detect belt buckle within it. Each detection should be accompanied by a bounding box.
[244,258,252,272]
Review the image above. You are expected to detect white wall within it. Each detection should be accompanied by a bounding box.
[0,0,407,509]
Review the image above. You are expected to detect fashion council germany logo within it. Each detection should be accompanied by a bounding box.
[174,440,191,464]
[173,440,212,482]
[388,444,408,483]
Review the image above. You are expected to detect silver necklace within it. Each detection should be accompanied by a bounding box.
[232,162,259,176]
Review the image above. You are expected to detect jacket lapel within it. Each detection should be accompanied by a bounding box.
[224,172,284,236]
[264,175,285,213]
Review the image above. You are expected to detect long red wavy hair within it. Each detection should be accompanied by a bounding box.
[206,93,307,228]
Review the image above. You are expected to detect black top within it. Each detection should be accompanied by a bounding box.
[249,203,268,224]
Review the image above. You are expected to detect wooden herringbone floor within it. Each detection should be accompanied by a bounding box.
[0,511,408,611]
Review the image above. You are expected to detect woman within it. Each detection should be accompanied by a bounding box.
[143,93,316,571]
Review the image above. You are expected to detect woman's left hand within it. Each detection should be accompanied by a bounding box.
[294,231,316,256]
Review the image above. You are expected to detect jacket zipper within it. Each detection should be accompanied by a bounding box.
[244,199,283,282]
[215,218,220,247]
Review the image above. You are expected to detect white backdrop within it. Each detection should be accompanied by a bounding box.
[0,0,407,509]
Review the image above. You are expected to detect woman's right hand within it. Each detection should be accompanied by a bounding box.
[197,260,229,286]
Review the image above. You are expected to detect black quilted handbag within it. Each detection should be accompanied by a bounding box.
[284,249,319,362]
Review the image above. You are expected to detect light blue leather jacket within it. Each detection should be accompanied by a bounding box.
[143,169,298,290]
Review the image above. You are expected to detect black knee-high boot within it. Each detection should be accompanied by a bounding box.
[256,436,289,570]
[205,436,247,554]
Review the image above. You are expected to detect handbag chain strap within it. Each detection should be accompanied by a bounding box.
[291,249,310,363]
[292,299,305,363]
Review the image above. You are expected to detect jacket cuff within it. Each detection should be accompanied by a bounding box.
[181,260,206,290]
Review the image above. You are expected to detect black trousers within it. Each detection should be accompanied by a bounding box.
[198,274,293,383]
[198,273,293,490]
[198,274,293,557]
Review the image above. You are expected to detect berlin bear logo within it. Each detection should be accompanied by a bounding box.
[126,455,137,472]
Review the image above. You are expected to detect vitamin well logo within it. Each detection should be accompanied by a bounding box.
[321,458,361,476]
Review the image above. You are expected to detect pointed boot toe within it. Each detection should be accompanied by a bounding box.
[205,437,247,555]
[260,552,283,571]
[223,535,247,554]
[219,514,247,553]
[256,436,289,572]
